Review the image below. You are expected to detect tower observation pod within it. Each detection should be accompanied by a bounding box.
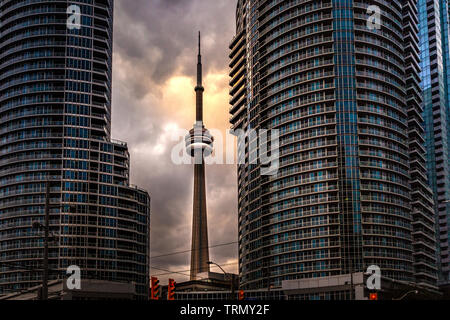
[185,124,214,159]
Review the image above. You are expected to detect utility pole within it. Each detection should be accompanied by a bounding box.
[33,181,50,300]
[350,262,354,300]
[42,181,50,300]
[231,274,234,298]
[348,248,355,300]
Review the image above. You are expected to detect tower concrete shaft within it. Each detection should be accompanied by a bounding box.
[188,32,211,280]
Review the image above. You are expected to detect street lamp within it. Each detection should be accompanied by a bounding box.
[207,261,235,299]
[393,290,419,300]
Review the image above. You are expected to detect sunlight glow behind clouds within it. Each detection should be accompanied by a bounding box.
[111,0,238,283]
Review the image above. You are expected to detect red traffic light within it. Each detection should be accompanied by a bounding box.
[168,279,176,301]
[238,290,244,300]
[150,277,160,300]
[369,292,378,301]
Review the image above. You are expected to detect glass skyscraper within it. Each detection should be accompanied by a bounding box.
[418,0,450,287]
[230,0,437,290]
[0,0,150,297]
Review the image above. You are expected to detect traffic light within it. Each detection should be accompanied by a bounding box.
[168,279,176,301]
[150,276,160,300]
[369,292,378,301]
[238,290,245,301]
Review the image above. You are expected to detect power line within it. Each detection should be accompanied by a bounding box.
[150,241,238,260]
[150,266,191,278]
[151,262,239,277]
[0,261,62,274]
[1,242,239,279]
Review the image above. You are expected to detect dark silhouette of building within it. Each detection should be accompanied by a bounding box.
[166,273,442,301]
[0,0,150,298]
[0,279,137,300]
[229,0,437,291]
[185,33,214,280]
[160,272,239,300]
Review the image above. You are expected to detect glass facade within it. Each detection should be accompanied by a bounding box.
[230,0,437,290]
[0,0,150,298]
[418,0,450,286]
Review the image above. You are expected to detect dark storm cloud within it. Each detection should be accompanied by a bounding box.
[113,0,235,97]
[111,0,238,282]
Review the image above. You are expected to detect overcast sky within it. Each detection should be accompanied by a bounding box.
[111,0,238,282]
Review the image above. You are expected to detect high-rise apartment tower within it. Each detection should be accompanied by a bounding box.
[229,0,437,290]
[0,0,150,297]
[418,0,450,286]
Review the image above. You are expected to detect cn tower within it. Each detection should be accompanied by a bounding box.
[185,32,214,280]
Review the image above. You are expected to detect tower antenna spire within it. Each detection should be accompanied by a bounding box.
[197,31,202,87]
[186,30,212,281]
[198,31,201,56]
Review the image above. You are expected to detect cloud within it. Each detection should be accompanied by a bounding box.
[111,0,238,283]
